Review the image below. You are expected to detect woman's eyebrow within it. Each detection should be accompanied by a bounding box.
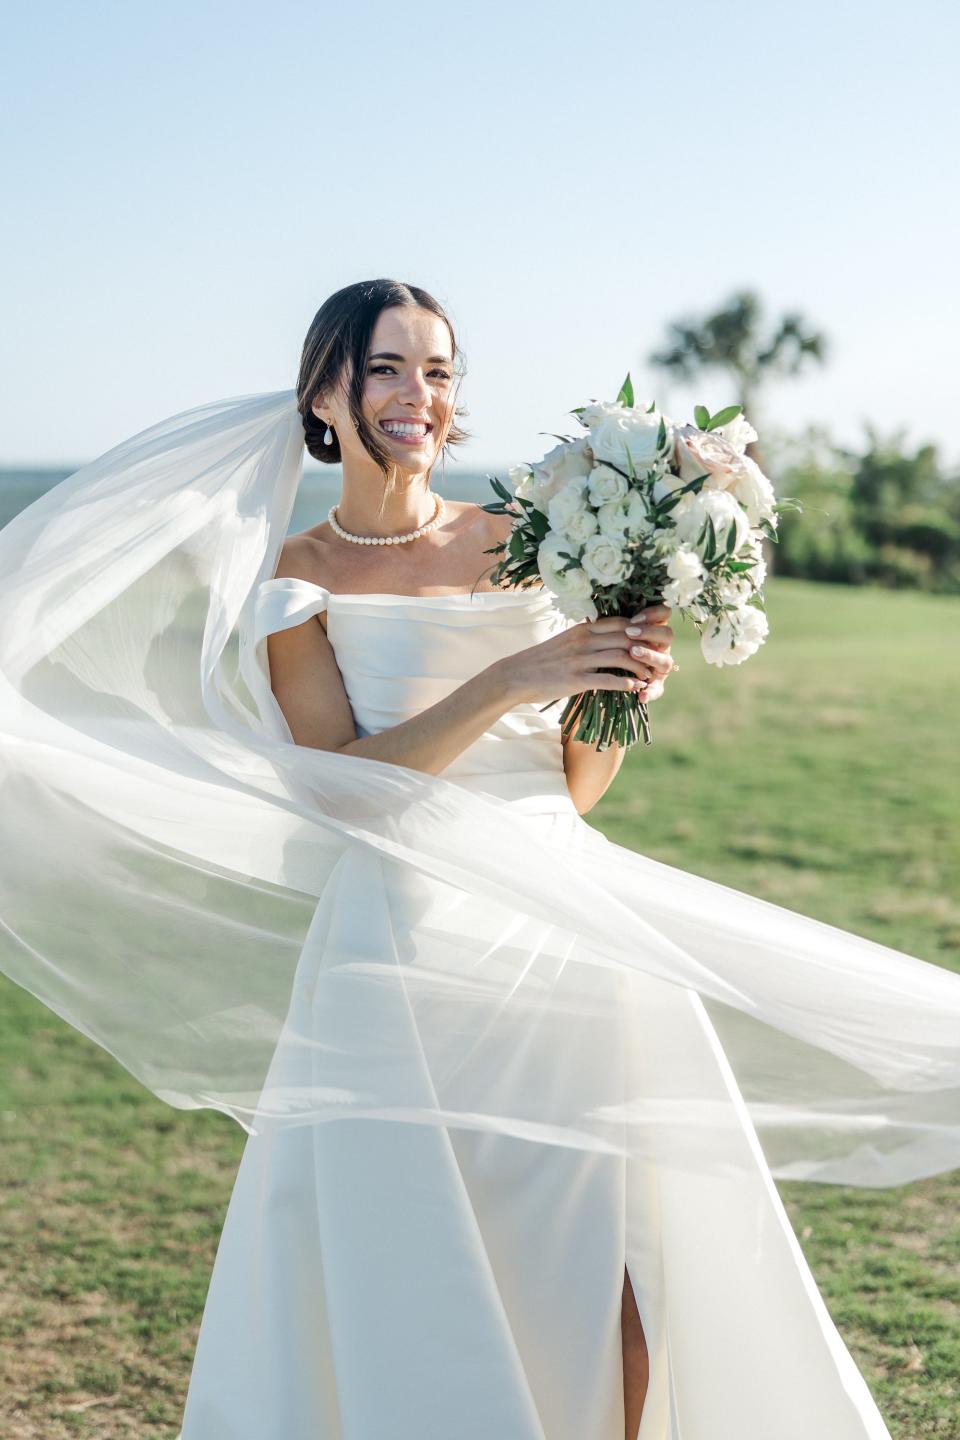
[368,351,453,364]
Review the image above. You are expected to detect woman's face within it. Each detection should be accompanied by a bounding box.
[314,305,457,474]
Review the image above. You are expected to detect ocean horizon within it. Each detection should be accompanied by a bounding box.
[0,464,507,535]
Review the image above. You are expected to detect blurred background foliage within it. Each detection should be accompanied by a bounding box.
[646,288,959,595]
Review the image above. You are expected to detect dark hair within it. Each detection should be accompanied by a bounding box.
[296,279,470,479]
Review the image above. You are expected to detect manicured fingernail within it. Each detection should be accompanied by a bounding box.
[625,625,643,636]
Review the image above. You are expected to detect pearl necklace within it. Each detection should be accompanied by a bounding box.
[328,494,445,546]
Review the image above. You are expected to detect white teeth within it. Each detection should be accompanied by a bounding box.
[381,421,429,437]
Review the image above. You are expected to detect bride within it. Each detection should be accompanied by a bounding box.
[1,278,957,1440]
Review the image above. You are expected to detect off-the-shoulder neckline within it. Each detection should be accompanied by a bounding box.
[258,577,548,603]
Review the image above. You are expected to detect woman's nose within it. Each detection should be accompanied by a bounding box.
[397,370,432,406]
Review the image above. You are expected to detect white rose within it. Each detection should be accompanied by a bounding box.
[537,531,597,618]
[625,490,657,537]
[580,532,629,586]
[530,437,593,512]
[554,593,599,623]
[700,605,769,667]
[674,424,755,493]
[713,412,758,454]
[717,575,754,607]
[587,463,629,507]
[590,407,665,475]
[510,464,534,503]
[596,499,631,541]
[547,475,591,534]
[674,489,751,557]
[560,507,600,544]
[577,400,626,429]
[727,455,778,528]
[661,544,705,608]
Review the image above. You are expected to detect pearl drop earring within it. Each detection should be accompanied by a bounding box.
[323,424,333,446]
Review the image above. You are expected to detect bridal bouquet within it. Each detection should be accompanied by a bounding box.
[482,374,800,750]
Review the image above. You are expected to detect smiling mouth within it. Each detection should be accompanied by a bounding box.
[379,420,433,445]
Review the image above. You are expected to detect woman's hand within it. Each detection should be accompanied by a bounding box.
[495,602,675,707]
[621,602,675,703]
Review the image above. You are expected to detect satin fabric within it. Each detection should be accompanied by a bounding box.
[178,583,896,1439]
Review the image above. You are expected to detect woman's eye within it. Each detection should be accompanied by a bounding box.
[368,365,451,380]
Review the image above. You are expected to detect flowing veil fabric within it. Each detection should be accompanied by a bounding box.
[0,388,958,1190]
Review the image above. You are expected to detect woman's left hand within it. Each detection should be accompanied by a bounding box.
[623,602,675,702]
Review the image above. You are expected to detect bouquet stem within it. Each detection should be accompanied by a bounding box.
[558,688,652,750]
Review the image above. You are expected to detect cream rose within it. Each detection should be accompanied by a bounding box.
[674,424,754,493]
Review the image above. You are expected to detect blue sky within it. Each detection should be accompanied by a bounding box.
[2,0,957,471]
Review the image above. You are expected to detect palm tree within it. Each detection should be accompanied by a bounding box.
[648,289,829,571]
[648,289,828,461]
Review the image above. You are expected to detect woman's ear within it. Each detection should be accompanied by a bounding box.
[310,393,328,423]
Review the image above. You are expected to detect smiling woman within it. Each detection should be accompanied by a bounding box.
[297,278,470,529]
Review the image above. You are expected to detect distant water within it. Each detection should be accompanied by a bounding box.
[0,464,501,535]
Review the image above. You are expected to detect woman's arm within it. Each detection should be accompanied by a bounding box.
[265,543,515,773]
[561,604,674,814]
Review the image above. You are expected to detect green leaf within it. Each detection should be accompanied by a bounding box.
[724,519,737,555]
[528,508,550,541]
[706,404,742,431]
[617,373,635,408]
[694,404,710,430]
[703,514,718,561]
[727,559,757,573]
[488,475,512,502]
[654,491,684,515]
[508,528,525,561]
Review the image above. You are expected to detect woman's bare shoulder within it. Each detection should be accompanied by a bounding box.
[274,529,335,586]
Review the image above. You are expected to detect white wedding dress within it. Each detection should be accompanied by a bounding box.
[176,581,895,1440]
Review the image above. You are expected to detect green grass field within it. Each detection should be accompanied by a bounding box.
[1,577,957,1438]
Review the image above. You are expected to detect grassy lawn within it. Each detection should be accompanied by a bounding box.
[1,576,957,1437]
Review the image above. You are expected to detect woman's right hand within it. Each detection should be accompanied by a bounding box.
[495,608,675,707]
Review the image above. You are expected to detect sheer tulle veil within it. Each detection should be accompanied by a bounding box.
[1,387,958,1190]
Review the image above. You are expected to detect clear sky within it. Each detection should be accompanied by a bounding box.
[2,0,957,472]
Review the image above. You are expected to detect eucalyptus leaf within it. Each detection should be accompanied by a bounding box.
[617,373,635,408]
[706,404,742,431]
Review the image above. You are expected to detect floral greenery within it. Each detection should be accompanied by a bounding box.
[481,373,801,750]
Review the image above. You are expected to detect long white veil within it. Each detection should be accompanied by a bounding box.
[1,388,958,1189]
